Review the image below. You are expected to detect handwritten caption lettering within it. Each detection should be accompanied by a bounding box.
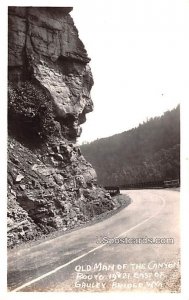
[73,261,179,290]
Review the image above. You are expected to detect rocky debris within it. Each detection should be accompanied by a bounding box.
[15,174,24,182]
[8,136,115,248]
[7,7,116,248]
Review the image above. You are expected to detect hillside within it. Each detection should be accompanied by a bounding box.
[81,105,180,186]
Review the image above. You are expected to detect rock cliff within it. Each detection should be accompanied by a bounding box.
[8,7,114,248]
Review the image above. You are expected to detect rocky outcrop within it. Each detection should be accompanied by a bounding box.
[8,7,114,248]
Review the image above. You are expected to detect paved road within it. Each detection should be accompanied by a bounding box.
[8,189,180,292]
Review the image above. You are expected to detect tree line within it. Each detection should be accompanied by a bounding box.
[81,105,180,186]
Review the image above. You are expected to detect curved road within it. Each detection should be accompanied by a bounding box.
[8,189,180,292]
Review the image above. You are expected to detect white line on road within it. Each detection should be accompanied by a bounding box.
[11,194,165,292]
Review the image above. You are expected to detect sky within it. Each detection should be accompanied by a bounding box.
[71,0,189,144]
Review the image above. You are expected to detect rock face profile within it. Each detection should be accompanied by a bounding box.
[8,7,114,248]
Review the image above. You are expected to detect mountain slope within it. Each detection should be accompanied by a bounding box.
[81,106,180,186]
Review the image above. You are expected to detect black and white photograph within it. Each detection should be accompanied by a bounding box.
[2,0,189,297]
